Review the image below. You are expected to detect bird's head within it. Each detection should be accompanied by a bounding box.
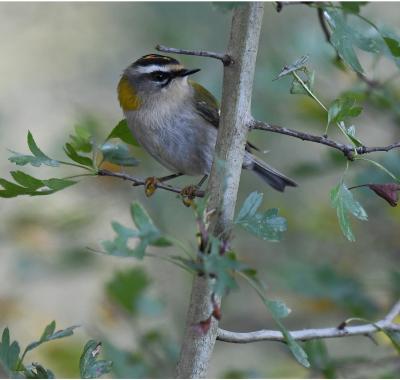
[118,54,200,111]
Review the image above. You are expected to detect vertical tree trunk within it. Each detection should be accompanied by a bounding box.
[176,3,264,378]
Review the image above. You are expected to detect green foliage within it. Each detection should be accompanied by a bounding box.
[0,171,76,198]
[106,268,154,315]
[9,131,59,167]
[79,341,112,379]
[64,143,93,168]
[340,2,368,14]
[282,262,378,318]
[323,7,400,73]
[22,321,79,360]
[68,125,93,153]
[0,327,21,376]
[327,95,363,126]
[24,363,55,379]
[106,119,139,147]
[102,202,172,259]
[235,191,287,241]
[330,181,368,241]
[241,272,310,368]
[0,322,97,379]
[99,143,139,166]
[304,340,337,378]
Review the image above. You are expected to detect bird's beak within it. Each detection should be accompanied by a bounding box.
[177,68,201,77]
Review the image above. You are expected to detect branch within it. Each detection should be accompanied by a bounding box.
[175,3,265,378]
[156,44,233,66]
[250,119,400,160]
[217,300,400,343]
[97,169,205,197]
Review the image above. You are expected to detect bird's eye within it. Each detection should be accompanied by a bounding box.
[151,71,169,82]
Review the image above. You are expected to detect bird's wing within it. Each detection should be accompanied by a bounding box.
[189,80,259,152]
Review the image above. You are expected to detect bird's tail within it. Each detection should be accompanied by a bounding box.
[250,157,297,192]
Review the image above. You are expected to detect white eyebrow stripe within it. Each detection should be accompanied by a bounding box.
[135,65,170,74]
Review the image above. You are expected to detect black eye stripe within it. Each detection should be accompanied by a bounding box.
[149,71,170,82]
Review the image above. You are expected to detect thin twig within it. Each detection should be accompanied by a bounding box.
[156,44,233,66]
[250,119,400,160]
[97,169,205,198]
[217,299,400,343]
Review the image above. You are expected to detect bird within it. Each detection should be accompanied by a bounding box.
[117,53,297,198]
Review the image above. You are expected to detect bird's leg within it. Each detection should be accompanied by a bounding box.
[181,175,208,207]
[144,173,183,197]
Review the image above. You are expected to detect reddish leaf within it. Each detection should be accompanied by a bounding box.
[211,295,222,321]
[369,183,400,207]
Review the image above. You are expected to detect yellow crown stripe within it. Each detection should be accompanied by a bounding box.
[117,76,141,111]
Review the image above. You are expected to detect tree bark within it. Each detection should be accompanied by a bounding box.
[175,3,264,378]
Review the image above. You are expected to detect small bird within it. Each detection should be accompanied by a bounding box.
[117,54,297,195]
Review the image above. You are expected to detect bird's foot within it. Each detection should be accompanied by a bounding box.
[144,177,159,197]
[180,185,198,207]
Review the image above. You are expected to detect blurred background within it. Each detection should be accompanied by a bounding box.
[0,2,399,378]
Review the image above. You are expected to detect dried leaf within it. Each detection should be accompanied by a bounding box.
[369,183,400,207]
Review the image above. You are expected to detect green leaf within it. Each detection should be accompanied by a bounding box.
[24,363,55,379]
[290,70,315,96]
[235,192,287,242]
[106,268,151,315]
[106,119,139,147]
[330,181,368,241]
[101,202,171,259]
[202,240,245,295]
[0,173,76,198]
[324,9,385,73]
[64,143,93,167]
[9,131,60,167]
[100,143,139,166]
[327,95,363,126]
[69,125,93,153]
[79,340,112,379]
[267,300,291,319]
[0,327,21,374]
[340,2,368,14]
[304,340,336,377]
[384,36,400,57]
[23,321,79,355]
[383,329,400,354]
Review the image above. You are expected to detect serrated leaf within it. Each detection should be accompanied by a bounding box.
[64,143,93,167]
[236,191,263,222]
[8,131,59,167]
[80,340,112,379]
[23,322,79,356]
[324,9,384,73]
[236,192,287,242]
[201,238,244,295]
[101,202,171,259]
[330,181,368,241]
[10,171,43,190]
[106,119,139,147]
[100,143,139,166]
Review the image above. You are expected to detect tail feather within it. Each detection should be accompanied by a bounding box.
[251,158,297,192]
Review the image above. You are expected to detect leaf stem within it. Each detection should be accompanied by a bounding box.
[58,160,92,171]
[354,157,400,182]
